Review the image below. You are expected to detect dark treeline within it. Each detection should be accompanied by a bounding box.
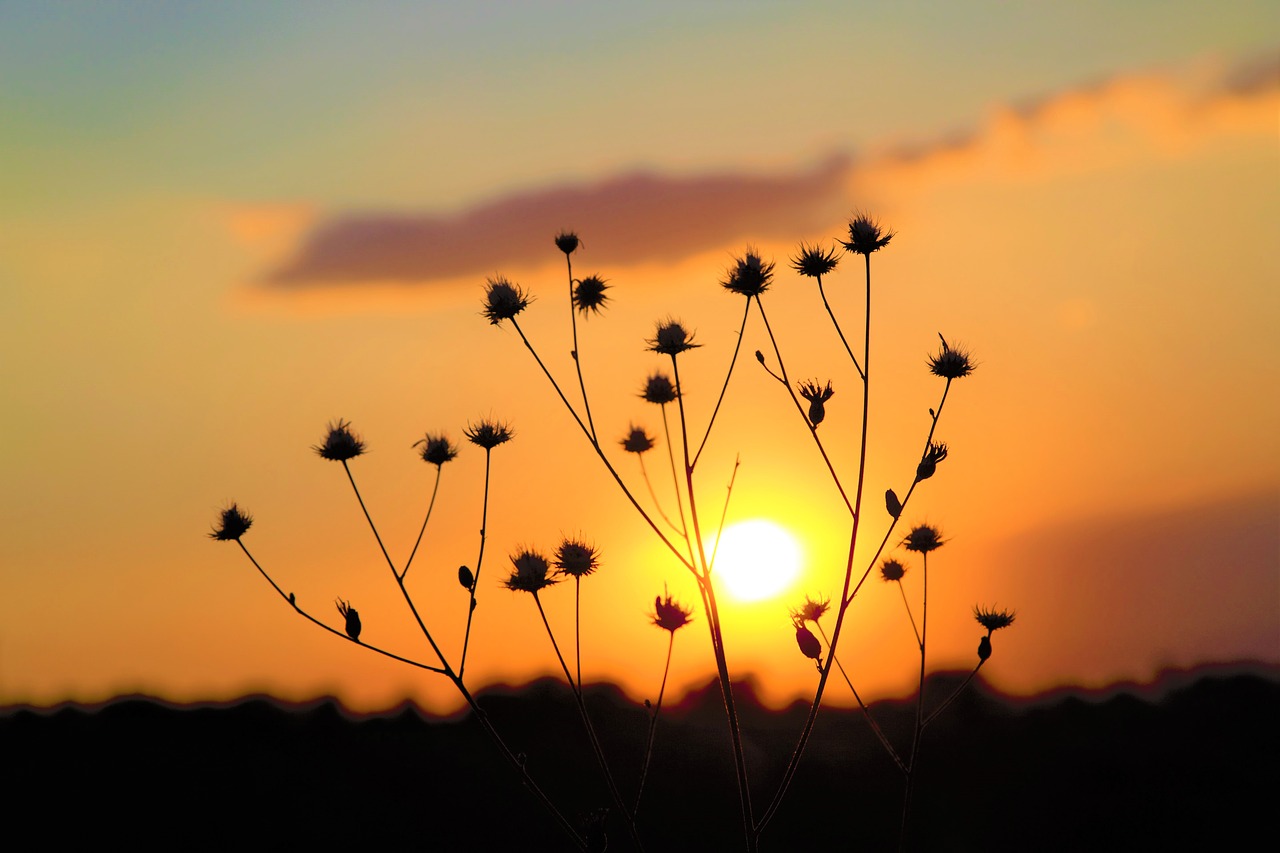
[5,667,1275,851]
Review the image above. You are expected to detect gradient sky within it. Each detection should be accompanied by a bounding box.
[2,1,1277,715]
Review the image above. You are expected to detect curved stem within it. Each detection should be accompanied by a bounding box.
[897,579,922,649]
[401,465,443,581]
[340,460,398,576]
[634,632,675,817]
[638,454,681,533]
[816,622,905,773]
[532,592,645,851]
[693,299,750,467]
[459,447,493,680]
[566,254,598,442]
[924,660,985,729]
[816,273,864,380]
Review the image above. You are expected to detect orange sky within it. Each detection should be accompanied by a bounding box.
[1,5,1276,715]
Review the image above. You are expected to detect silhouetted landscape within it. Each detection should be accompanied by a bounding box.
[6,664,1275,851]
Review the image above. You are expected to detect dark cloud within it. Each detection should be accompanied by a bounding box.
[265,156,851,287]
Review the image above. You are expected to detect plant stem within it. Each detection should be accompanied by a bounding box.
[459,447,493,680]
[816,623,905,773]
[693,299,750,467]
[924,660,985,729]
[634,632,675,817]
[816,273,865,380]
[899,551,931,849]
[638,454,681,533]
[897,579,922,648]
[401,464,443,581]
[566,253,598,442]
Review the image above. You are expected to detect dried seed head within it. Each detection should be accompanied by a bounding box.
[790,241,841,278]
[620,425,656,454]
[902,524,946,554]
[915,442,948,483]
[795,622,822,661]
[647,320,700,356]
[335,598,362,641]
[885,489,903,519]
[209,503,253,541]
[879,558,907,582]
[482,276,530,325]
[978,635,993,661]
[458,565,475,590]
[464,419,514,449]
[554,230,580,255]
[313,419,366,462]
[415,433,458,467]
[840,213,894,256]
[504,548,557,593]
[555,538,600,578]
[798,379,835,427]
[652,590,693,632]
[789,595,831,624]
[721,248,775,297]
[928,334,976,380]
[573,275,610,315]
[974,605,1017,634]
[639,372,679,405]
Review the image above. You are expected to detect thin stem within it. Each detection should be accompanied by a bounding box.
[693,299,750,467]
[897,579,922,648]
[401,464,443,581]
[634,632,675,817]
[532,592,644,851]
[924,660,985,729]
[672,354,756,851]
[236,541,446,674]
[758,252,875,837]
[706,456,740,575]
[566,254,598,442]
[638,454,682,533]
[459,447,494,680]
[661,403,697,570]
[574,576,582,691]
[816,273,865,380]
[755,296,853,515]
[815,622,905,773]
[899,551,931,848]
[340,460,398,576]
[509,319,693,573]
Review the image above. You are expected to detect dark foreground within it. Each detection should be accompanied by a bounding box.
[5,665,1276,851]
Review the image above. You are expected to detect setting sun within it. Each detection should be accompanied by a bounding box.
[711,519,804,602]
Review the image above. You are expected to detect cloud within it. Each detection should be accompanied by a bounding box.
[255,51,1277,289]
[262,156,851,288]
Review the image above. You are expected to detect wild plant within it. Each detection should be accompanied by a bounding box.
[210,212,1016,851]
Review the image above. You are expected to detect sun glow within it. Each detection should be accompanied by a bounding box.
[711,520,803,602]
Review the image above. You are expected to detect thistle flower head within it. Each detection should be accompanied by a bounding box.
[790,241,841,278]
[915,441,949,483]
[573,275,610,315]
[504,548,558,593]
[639,372,679,405]
[652,590,693,633]
[974,606,1017,633]
[721,248,774,297]
[647,319,700,356]
[879,558,907,582]
[414,433,458,467]
[902,524,946,554]
[482,276,530,325]
[555,537,600,578]
[797,380,834,404]
[928,334,976,380]
[465,418,514,449]
[790,595,831,624]
[313,419,366,462]
[209,503,253,541]
[840,213,894,256]
[620,424,656,454]
[554,230,580,255]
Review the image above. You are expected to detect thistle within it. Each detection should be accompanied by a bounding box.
[209,504,253,541]
[789,595,831,624]
[880,558,907,582]
[504,549,557,593]
[790,241,841,278]
[652,591,693,633]
[902,524,945,554]
[482,276,530,325]
[555,538,600,578]
[313,419,366,462]
[839,212,894,256]
[721,248,774,297]
[554,230,580,255]
[415,433,458,467]
[464,419,514,449]
[797,379,835,427]
[928,334,975,380]
[620,425,656,454]
[573,275,610,315]
[639,373,679,405]
[647,320,700,356]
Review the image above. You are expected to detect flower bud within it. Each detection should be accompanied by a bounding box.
[458,565,475,590]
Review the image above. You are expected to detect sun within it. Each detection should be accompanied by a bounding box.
[711,519,803,602]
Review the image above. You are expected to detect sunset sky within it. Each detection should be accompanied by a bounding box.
[2,1,1276,716]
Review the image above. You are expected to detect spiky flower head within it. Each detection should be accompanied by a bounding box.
[482,276,530,325]
[790,595,831,624]
[555,537,600,578]
[790,241,841,278]
[639,372,679,405]
[798,379,835,427]
[647,319,700,356]
[721,248,774,297]
[314,419,366,462]
[209,503,253,541]
[879,558,907,582]
[504,548,558,593]
[974,606,1017,633]
[465,418,514,449]
[620,425,656,454]
[840,213,894,256]
[554,230,580,255]
[573,275,610,315]
[902,524,946,554]
[652,590,693,633]
[928,334,976,380]
[414,433,458,467]
[915,442,949,483]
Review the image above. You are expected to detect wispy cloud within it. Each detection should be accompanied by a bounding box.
[251,52,1277,290]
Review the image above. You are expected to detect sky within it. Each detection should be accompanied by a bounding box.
[1,1,1277,716]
